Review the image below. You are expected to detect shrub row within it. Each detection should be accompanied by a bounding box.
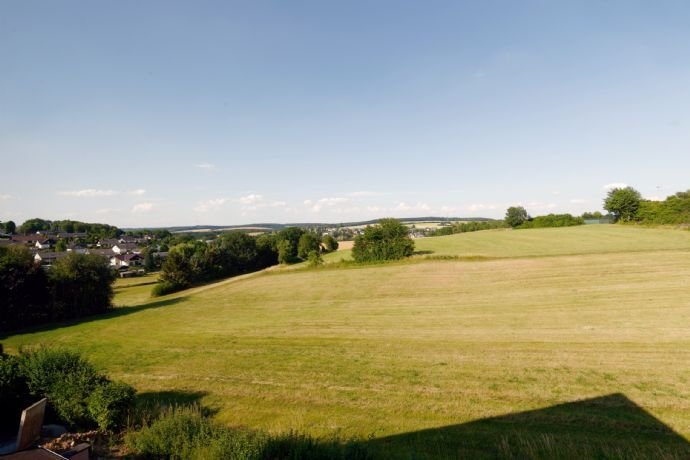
[125,405,371,460]
[518,213,584,229]
[0,248,115,332]
[0,348,135,432]
[430,220,508,236]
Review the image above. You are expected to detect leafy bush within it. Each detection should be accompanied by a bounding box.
[0,352,29,431]
[125,405,264,459]
[307,250,323,267]
[430,220,507,237]
[19,348,106,427]
[126,405,371,460]
[151,281,182,297]
[519,213,584,229]
[0,249,115,332]
[17,348,134,430]
[352,218,414,262]
[88,381,136,431]
[49,253,116,319]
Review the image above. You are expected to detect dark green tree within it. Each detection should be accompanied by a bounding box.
[604,187,642,222]
[19,218,51,234]
[0,246,50,331]
[55,239,68,252]
[297,232,320,259]
[505,206,528,228]
[322,234,339,252]
[4,221,16,234]
[143,249,155,272]
[49,253,116,320]
[277,239,295,264]
[352,218,415,262]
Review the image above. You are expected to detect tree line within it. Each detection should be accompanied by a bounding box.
[0,247,115,332]
[155,229,339,296]
[601,186,690,225]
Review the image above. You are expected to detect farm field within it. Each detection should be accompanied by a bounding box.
[3,226,690,458]
[324,224,690,263]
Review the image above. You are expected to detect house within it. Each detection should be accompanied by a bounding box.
[66,244,88,254]
[85,248,115,260]
[112,243,140,255]
[10,235,38,245]
[97,238,120,248]
[35,239,55,250]
[33,252,68,266]
[110,253,142,268]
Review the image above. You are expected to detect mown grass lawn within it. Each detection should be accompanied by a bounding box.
[3,225,690,458]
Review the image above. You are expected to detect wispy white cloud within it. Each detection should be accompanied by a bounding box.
[132,202,155,213]
[347,191,385,197]
[127,189,146,196]
[95,208,121,215]
[195,163,216,170]
[395,202,431,212]
[603,182,628,190]
[59,189,118,197]
[466,203,498,212]
[194,198,229,213]
[569,199,586,204]
[239,194,263,205]
[523,202,557,211]
[0,194,12,201]
[304,197,349,212]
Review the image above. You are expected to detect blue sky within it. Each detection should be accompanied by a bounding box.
[1,1,689,227]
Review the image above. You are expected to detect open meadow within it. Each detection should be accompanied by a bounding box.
[3,225,690,458]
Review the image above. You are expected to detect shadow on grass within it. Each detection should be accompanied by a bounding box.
[135,390,218,416]
[364,393,690,459]
[0,296,188,340]
[413,250,434,256]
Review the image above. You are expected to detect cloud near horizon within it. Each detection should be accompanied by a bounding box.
[59,189,146,197]
[603,183,628,190]
[131,202,155,213]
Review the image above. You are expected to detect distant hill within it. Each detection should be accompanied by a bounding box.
[128,217,495,233]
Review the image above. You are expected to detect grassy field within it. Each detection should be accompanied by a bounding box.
[3,225,690,458]
[324,224,690,262]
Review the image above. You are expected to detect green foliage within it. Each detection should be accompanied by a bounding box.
[151,281,180,297]
[297,232,321,259]
[49,253,116,320]
[18,217,52,234]
[0,353,29,431]
[518,213,584,229]
[635,191,690,224]
[19,348,106,427]
[0,246,51,331]
[352,218,415,262]
[505,206,528,228]
[277,239,295,264]
[322,234,339,252]
[307,250,323,267]
[3,220,16,234]
[17,218,121,241]
[87,380,136,431]
[16,348,134,430]
[125,405,370,460]
[55,239,68,252]
[156,234,279,296]
[143,249,155,272]
[430,220,508,236]
[125,405,265,459]
[604,187,642,222]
